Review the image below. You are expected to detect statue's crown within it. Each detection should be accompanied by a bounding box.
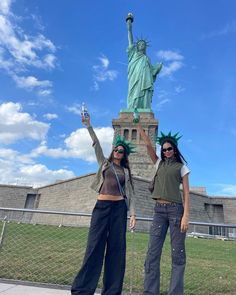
[136,37,150,47]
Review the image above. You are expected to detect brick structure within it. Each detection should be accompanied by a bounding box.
[112,111,158,178]
[0,184,38,222]
[32,173,97,227]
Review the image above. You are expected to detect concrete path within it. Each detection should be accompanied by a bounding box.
[0,282,71,295]
[0,282,70,294]
[0,282,101,295]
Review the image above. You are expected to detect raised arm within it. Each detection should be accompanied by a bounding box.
[126,13,134,47]
[137,123,158,164]
[82,115,105,166]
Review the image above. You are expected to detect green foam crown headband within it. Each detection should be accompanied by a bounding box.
[157,131,182,146]
[114,135,136,155]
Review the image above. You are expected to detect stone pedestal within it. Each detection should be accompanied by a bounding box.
[112,111,158,179]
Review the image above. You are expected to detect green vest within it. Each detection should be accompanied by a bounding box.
[152,158,183,203]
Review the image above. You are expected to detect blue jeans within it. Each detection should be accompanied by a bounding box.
[143,202,186,295]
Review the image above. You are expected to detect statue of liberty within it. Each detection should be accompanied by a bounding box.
[126,13,162,110]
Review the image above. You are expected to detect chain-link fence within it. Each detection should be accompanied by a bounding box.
[0,207,236,295]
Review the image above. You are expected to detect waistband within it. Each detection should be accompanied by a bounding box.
[96,199,125,204]
[156,202,183,207]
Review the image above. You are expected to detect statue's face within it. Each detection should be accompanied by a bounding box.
[137,41,146,53]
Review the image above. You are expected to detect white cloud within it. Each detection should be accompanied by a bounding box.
[156,98,171,111]
[0,145,75,187]
[0,47,13,71]
[92,54,118,90]
[19,164,75,187]
[37,89,52,96]
[66,104,81,116]
[0,0,56,95]
[93,81,99,91]
[0,147,33,164]
[30,142,69,159]
[99,55,109,68]
[202,21,236,39]
[31,127,114,162]
[0,122,113,186]
[175,85,185,94]
[217,22,236,35]
[155,85,184,111]
[65,127,113,161]
[156,89,169,99]
[30,14,45,31]
[0,157,74,188]
[0,102,49,144]
[157,50,184,77]
[0,148,17,159]
[0,0,11,15]
[160,61,184,77]
[43,113,58,120]
[213,184,236,196]
[157,50,184,61]
[158,98,171,105]
[44,53,56,69]
[0,18,56,67]
[13,75,52,90]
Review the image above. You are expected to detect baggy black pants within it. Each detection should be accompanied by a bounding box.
[71,199,127,295]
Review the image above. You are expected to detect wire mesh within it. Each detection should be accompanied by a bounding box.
[0,208,236,295]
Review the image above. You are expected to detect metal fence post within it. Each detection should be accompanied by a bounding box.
[129,229,135,295]
[0,216,7,248]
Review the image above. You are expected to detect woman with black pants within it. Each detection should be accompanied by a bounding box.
[71,114,136,295]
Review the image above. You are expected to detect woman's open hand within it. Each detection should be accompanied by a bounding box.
[181,215,189,232]
[129,215,136,230]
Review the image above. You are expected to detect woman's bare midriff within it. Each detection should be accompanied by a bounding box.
[97,194,124,201]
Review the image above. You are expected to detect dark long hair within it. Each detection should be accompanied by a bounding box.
[108,144,133,188]
[161,140,187,164]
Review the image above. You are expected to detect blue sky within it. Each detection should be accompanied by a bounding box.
[0,0,235,196]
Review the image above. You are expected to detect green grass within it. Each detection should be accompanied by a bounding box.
[0,221,235,295]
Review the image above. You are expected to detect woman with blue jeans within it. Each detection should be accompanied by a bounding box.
[138,125,190,295]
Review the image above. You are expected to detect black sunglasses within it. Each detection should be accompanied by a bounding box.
[162,147,173,153]
[114,148,124,154]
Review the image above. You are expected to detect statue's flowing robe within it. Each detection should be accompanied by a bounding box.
[127,45,161,109]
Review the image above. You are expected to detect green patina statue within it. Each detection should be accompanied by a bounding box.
[126,13,162,111]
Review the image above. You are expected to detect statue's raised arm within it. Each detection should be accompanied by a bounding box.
[126,13,134,47]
